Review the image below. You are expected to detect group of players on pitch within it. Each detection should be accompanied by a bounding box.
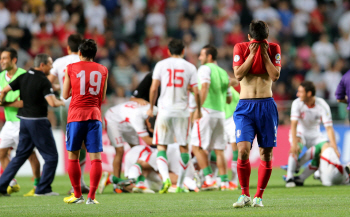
[0,20,349,207]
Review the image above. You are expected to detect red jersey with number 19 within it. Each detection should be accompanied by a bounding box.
[67,61,108,123]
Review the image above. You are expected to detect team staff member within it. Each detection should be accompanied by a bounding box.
[0,54,64,196]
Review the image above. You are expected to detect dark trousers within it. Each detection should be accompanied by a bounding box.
[0,119,58,194]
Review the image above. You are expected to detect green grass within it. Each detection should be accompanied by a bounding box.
[1,169,349,216]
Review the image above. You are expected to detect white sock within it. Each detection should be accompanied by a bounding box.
[299,147,315,167]
[183,177,197,190]
[287,154,298,180]
[231,161,238,185]
[176,160,189,188]
[80,160,87,187]
[128,164,142,180]
[205,174,213,185]
[299,164,317,181]
[157,156,170,182]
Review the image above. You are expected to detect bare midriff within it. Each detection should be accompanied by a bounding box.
[239,73,273,99]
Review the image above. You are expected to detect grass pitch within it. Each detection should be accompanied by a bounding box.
[1,169,349,217]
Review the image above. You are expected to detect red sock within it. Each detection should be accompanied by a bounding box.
[255,160,272,199]
[68,159,82,198]
[88,159,102,200]
[237,159,251,196]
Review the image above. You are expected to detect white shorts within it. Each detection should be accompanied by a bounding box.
[224,116,236,144]
[124,145,155,177]
[289,131,327,149]
[0,121,20,149]
[319,147,349,186]
[105,115,140,148]
[153,115,190,146]
[190,115,226,150]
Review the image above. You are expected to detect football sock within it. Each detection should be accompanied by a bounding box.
[136,175,146,186]
[255,160,272,199]
[88,159,102,200]
[68,159,82,198]
[203,166,214,184]
[299,146,315,166]
[157,151,170,182]
[177,153,190,188]
[232,150,238,184]
[220,174,229,187]
[34,177,40,188]
[79,149,87,187]
[128,163,142,180]
[109,174,124,184]
[286,154,298,180]
[299,163,317,182]
[237,158,251,196]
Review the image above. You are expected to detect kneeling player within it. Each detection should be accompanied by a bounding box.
[99,101,157,193]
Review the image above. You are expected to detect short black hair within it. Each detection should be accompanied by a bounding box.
[2,47,18,61]
[203,45,217,61]
[168,39,184,55]
[300,81,316,96]
[249,20,269,41]
[79,39,97,60]
[68,34,83,52]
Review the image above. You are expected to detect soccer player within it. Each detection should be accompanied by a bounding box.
[191,45,232,191]
[147,39,201,193]
[62,39,108,204]
[47,34,90,194]
[98,101,157,193]
[232,20,281,207]
[0,48,41,196]
[285,81,339,187]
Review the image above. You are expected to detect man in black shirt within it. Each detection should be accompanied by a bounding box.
[131,72,160,106]
[0,53,64,196]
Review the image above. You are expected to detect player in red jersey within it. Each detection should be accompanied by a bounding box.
[232,20,281,207]
[62,39,108,204]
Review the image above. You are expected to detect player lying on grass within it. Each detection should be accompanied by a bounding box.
[99,101,157,193]
[120,143,198,193]
[285,81,339,187]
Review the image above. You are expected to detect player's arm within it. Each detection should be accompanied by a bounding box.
[325,126,339,157]
[261,43,280,82]
[229,77,239,87]
[290,120,300,157]
[47,74,60,91]
[1,99,23,108]
[0,85,12,104]
[192,86,201,120]
[102,73,108,101]
[335,78,347,104]
[45,95,64,107]
[140,136,153,146]
[130,97,149,105]
[147,79,160,117]
[62,67,71,100]
[234,44,259,81]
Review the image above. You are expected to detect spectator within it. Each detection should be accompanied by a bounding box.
[308,3,326,43]
[292,0,317,13]
[312,34,337,70]
[192,14,211,49]
[121,0,139,37]
[66,0,85,33]
[0,1,10,32]
[277,1,293,35]
[225,23,245,47]
[4,13,25,46]
[305,62,326,98]
[291,9,310,46]
[166,0,182,37]
[51,3,69,23]
[253,0,280,24]
[16,3,35,30]
[85,0,107,34]
[336,32,350,60]
[146,5,166,37]
[338,8,350,34]
[324,60,343,102]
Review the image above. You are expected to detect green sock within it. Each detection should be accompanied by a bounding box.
[34,177,40,187]
[180,153,190,165]
[232,150,238,161]
[137,175,146,184]
[220,174,229,182]
[157,150,167,160]
[210,151,217,162]
[203,166,213,176]
[111,175,124,184]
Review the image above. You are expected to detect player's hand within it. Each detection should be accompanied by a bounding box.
[334,148,340,158]
[59,100,65,107]
[249,43,259,55]
[147,109,154,117]
[290,145,300,158]
[260,43,269,55]
[192,109,202,121]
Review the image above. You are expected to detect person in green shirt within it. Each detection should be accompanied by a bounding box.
[0,48,40,196]
[191,45,232,191]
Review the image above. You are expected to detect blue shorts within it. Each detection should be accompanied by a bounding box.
[234,97,278,148]
[66,120,103,153]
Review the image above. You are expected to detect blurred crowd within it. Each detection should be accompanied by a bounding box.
[0,0,349,124]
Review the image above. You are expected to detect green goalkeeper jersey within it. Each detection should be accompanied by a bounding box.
[225,86,240,119]
[0,68,26,122]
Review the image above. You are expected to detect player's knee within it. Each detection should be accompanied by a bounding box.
[238,148,250,160]
[115,147,124,156]
[259,148,273,161]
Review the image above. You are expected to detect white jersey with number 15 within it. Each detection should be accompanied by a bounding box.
[152,57,197,117]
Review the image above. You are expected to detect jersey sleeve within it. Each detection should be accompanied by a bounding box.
[9,74,24,91]
[270,44,282,67]
[42,78,54,98]
[152,63,161,81]
[190,65,198,87]
[290,100,300,121]
[232,44,245,67]
[320,99,333,127]
[198,65,211,84]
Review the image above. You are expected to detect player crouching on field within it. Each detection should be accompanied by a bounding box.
[98,101,157,194]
